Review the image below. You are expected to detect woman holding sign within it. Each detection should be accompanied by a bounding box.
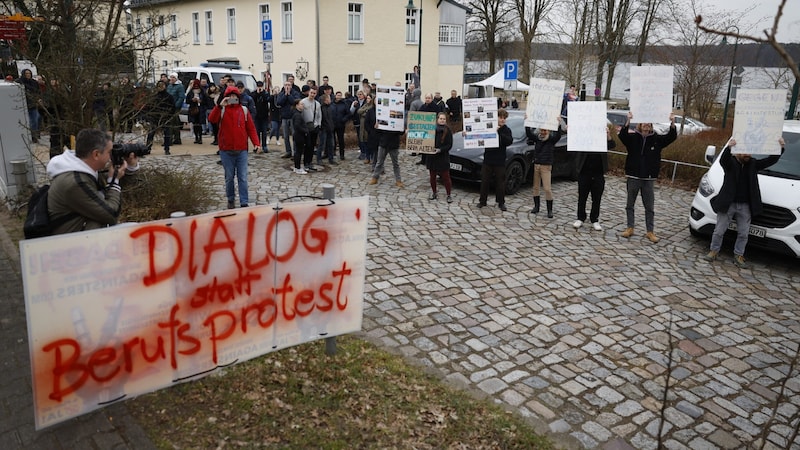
[618,111,677,243]
[426,112,454,202]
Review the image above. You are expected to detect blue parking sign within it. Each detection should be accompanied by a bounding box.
[504,60,518,81]
[261,20,272,41]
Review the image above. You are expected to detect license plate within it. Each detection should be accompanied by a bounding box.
[450,162,462,171]
[728,222,766,238]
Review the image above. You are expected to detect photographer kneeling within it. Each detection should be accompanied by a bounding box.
[47,128,141,235]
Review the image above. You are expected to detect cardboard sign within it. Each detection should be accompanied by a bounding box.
[567,102,608,152]
[629,66,673,123]
[462,97,499,149]
[375,85,406,132]
[525,77,565,130]
[406,111,437,154]
[21,198,369,429]
[731,89,786,155]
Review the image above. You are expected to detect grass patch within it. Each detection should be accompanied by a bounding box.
[128,335,555,450]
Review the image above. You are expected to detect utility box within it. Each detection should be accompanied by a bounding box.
[0,81,36,202]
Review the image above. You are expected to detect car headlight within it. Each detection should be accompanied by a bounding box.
[698,174,715,197]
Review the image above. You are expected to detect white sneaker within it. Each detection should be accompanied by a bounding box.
[294,168,307,174]
[592,222,603,231]
[573,220,583,229]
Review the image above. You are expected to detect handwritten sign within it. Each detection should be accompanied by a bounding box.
[525,77,564,130]
[731,89,786,155]
[375,85,406,132]
[21,198,369,429]
[567,102,608,152]
[406,111,437,154]
[629,66,673,123]
[462,97,499,149]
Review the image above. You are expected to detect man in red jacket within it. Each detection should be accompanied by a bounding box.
[209,86,261,209]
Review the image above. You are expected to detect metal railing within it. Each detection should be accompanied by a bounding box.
[608,150,709,183]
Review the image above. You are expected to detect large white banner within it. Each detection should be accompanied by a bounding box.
[462,97,499,149]
[21,198,369,429]
[567,102,608,152]
[731,89,786,155]
[629,66,673,124]
[375,85,406,132]
[525,77,565,130]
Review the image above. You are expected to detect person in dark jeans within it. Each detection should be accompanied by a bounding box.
[573,127,616,231]
[478,109,513,211]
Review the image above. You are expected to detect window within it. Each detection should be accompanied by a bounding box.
[162,60,169,73]
[205,11,213,44]
[281,2,293,41]
[135,17,142,36]
[348,74,363,97]
[170,14,178,39]
[227,8,236,42]
[146,17,154,42]
[159,16,166,40]
[192,12,200,43]
[348,3,363,42]
[259,4,270,21]
[405,8,418,44]
[439,24,463,45]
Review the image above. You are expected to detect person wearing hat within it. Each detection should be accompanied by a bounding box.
[236,80,256,117]
[166,72,185,145]
[208,86,260,209]
[186,79,211,144]
[252,80,271,152]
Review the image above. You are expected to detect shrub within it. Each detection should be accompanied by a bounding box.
[120,165,218,222]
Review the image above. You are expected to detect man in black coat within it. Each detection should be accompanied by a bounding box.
[705,137,785,268]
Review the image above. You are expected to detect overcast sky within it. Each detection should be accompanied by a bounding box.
[701,0,800,43]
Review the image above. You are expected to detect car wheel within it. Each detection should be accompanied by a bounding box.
[505,160,524,195]
[689,224,705,238]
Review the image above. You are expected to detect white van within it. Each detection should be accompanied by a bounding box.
[174,60,258,122]
[688,120,800,258]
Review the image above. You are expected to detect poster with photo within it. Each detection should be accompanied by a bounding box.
[731,89,786,155]
[524,77,565,130]
[567,102,608,152]
[629,65,673,123]
[462,97,499,149]
[374,85,406,132]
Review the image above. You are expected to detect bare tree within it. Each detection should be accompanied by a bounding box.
[542,0,595,88]
[695,0,800,83]
[509,0,553,82]
[466,0,514,74]
[633,0,669,66]
[1,0,178,140]
[593,0,636,100]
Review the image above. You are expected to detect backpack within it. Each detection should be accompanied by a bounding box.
[23,185,77,239]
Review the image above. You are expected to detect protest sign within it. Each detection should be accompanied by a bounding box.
[629,66,673,123]
[731,89,786,155]
[567,102,608,152]
[462,97,499,149]
[375,85,406,132]
[525,77,564,130]
[406,111,437,154]
[21,198,369,429]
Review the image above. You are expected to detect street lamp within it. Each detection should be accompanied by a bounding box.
[406,0,422,87]
[721,27,739,129]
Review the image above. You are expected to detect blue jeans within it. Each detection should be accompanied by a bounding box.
[281,118,294,155]
[219,150,249,206]
[28,108,40,138]
[710,202,751,256]
[625,178,655,232]
[255,117,269,148]
[270,120,281,140]
[317,129,334,163]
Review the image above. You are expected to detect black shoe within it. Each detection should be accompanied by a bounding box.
[240,204,248,208]
[478,202,487,208]
[165,149,171,155]
[173,140,182,145]
[416,160,425,165]
[211,141,218,145]
[281,153,292,159]
[498,204,507,211]
[329,160,337,165]
[217,160,223,165]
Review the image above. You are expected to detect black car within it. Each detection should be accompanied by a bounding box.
[448,111,575,195]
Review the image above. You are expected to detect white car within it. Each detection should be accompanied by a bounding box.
[654,115,711,135]
[688,120,800,258]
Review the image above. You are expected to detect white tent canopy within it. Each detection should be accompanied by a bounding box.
[467,69,529,99]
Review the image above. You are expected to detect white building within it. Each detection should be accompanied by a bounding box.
[128,0,469,94]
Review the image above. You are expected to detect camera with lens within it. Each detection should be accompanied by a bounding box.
[111,143,151,166]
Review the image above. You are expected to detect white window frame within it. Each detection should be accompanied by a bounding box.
[405,8,418,44]
[347,3,364,43]
[227,8,236,43]
[162,60,169,74]
[135,17,142,36]
[259,4,270,21]
[170,14,178,39]
[281,2,293,42]
[347,73,363,97]
[205,10,213,44]
[159,16,166,40]
[192,12,200,44]
[146,17,154,42]
[439,24,463,45]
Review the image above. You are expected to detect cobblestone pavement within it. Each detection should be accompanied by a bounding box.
[7,135,800,449]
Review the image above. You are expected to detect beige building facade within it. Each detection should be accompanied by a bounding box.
[130,0,468,95]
